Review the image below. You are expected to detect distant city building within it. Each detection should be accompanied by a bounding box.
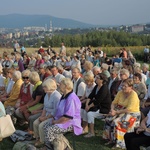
[6,33,13,39]
[0,28,6,33]
[130,25,144,33]
[23,26,45,32]
[14,32,21,38]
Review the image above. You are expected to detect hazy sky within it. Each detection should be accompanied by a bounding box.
[1,0,150,25]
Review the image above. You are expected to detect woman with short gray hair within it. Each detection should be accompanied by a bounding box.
[34,54,44,71]
[4,71,23,108]
[29,71,41,84]
[117,69,130,91]
[43,78,82,149]
[33,79,61,147]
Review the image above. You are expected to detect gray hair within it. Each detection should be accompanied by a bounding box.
[61,78,73,91]
[101,63,108,70]
[92,66,101,72]
[142,63,149,69]
[22,69,31,77]
[13,71,22,80]
[120,69,130,78]
[110,68,119,74]
[42,79,57,92]
[29,71,40,83]
[57,65,64,71]
[72,67,80,73]
[134,63,141,68]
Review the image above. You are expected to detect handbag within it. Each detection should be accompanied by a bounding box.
[0,109,16,139]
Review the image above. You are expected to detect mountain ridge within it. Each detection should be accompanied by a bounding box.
[0,14,98,29]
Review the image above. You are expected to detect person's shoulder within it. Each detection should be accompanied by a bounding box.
[131,90,139,96]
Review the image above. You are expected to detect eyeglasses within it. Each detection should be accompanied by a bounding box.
[121,85,129,88]
[96,76,101,79]
[22,76,29,80]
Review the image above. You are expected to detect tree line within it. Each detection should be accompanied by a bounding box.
[20,30,150,48]
[41,30,150,47]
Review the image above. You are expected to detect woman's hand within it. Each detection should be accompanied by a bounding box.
[85,105,90,112]
[136,127,145,134]
[52,119,56,125]
[19,105,27,112]
[31,110,38,115]
[145,102,150,107]
[39,116,47,122]
[109,109,117,116]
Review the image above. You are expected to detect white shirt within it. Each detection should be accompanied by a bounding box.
[141,73,147,84]
[73,77,86,97]
[6,78,15,94]
[0,74,5,87]
[71,60,81,72]
[43,90,61,116]
[85,82,96,97]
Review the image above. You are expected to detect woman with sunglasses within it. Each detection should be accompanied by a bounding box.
[15,70,33,125]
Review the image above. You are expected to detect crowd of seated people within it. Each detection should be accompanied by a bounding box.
[0,45,150,150]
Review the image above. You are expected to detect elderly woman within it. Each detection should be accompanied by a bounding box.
[23,54,30,69]
[13,53,24,72]
[39,64,49,81]
[28,54,36,71]
[83,61,94,77]
[43,78,82,148]
[15,70,33,124]
[33,79,61,147]
[3,71,23,108]
[71,55,81,72]
[124,110,150,150]
[0,68,15,101]
[142,63,149,78]
[2,54,13,68]
[34,54,44,71]
[80,73,96,133]
[64,56,72,71]
[103,79,141,149]
[82,73,111,138]
[20,72,45,133]
[101,63,110,78]
[133,73,147,103]
[117,68,130,91]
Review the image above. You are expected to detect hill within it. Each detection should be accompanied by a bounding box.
[0,14,97,29]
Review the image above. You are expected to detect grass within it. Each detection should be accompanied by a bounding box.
[0,46,145,57]
[0,120,115,150]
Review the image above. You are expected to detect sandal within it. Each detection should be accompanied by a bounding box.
[35,141,44,148]
[84,133,95,138]
[82,129,88,134]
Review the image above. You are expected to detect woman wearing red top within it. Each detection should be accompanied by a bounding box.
[15,70,33,124]
[34,54,44,71]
